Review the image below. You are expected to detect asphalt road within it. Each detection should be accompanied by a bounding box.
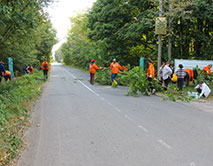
[18,63,213,166]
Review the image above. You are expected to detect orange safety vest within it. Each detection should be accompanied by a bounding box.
[185,68,194,80]
[5,70,11,76]
[202,66,211,75]
[89,63,100,74]
[41,61,49,70]
[147,63,155,78]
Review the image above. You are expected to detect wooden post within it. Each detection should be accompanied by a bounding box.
[168,2,172,61]
[158,0,163,75]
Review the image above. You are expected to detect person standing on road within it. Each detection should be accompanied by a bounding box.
[176,64,186,91]
[89,59,102,85]
[194,81,211,99]
[110,58,127,86]
[0,61,6,82]
[146,59,155,93]
[41,59,49,79]
[162,61,172,91]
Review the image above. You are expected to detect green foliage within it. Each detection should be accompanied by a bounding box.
[0,0,57,74]
[0,71,45,165]
[95,66,162,96]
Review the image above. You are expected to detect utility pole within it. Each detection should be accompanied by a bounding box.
[158,0,163,74]
[168,1,172,61]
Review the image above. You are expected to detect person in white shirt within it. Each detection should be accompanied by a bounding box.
[194,81,211,98]
[162,61,173,91]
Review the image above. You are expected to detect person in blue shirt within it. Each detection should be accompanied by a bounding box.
[24,65,30,74]
[0,61,6,82]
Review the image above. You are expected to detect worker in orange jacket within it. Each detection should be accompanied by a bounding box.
[202,64,212,75]
[110,58,127,85]
[4,70,12,81]
[41,59,49,79]
[147,59,155,93]
[185,68,197,87]
[89,59,102,85]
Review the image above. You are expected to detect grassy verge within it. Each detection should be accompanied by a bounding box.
[0,71,45,165]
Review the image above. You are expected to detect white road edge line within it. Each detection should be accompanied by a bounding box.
[65,69,123,114]
[64,69,100,97]
[158,139,172,150]
[138,125,149,133]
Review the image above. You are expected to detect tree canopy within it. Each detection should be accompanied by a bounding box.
[57,0,213,68]
[0,0,57,74]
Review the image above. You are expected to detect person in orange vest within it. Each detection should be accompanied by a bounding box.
[41,59,49,79]
[147,59,155,93]
[185,68,198,87]
[89,59,102,85]
[110,58,127,85]
[28,65,33,74]
[202,64,212,75]
[4,70,12,81]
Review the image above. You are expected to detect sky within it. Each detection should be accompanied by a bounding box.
[46,0,97,53]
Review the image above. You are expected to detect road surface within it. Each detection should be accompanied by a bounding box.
[18,63,213,166]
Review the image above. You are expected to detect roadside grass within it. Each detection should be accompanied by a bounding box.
[0,71,45,165]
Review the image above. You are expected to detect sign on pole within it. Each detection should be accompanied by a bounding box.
[155,17,167,35]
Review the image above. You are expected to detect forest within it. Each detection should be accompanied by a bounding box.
[0,0,57,75]
[55,0,213,69]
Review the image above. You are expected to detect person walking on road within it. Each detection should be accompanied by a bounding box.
[176,64,186,91]
[89,59,102,85]
[110,58,127,86]
[194,81,211,99]
[41,59,49,79]
[0,61,6,82]
[146,59,155,94]
[162,61,172,91]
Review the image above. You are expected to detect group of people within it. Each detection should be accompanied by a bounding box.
[0,59,50,82]
[23,59,49,79]
[0,61,12,82]
[158,61,212,98]
[89,58,127,85]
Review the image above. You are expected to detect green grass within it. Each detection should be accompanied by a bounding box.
[0,71,45,165]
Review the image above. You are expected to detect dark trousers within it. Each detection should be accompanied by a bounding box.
[147,77,154,91]
[43,70,48,79]
[163,77,170,91]
[90,73,95,84]
[185,73,192,87]
[197,88,206,98]
[5,75,11,81]
[111,73,117,82]
[177,78,184,91]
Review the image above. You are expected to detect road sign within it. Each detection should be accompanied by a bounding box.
[155,17,167,35]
